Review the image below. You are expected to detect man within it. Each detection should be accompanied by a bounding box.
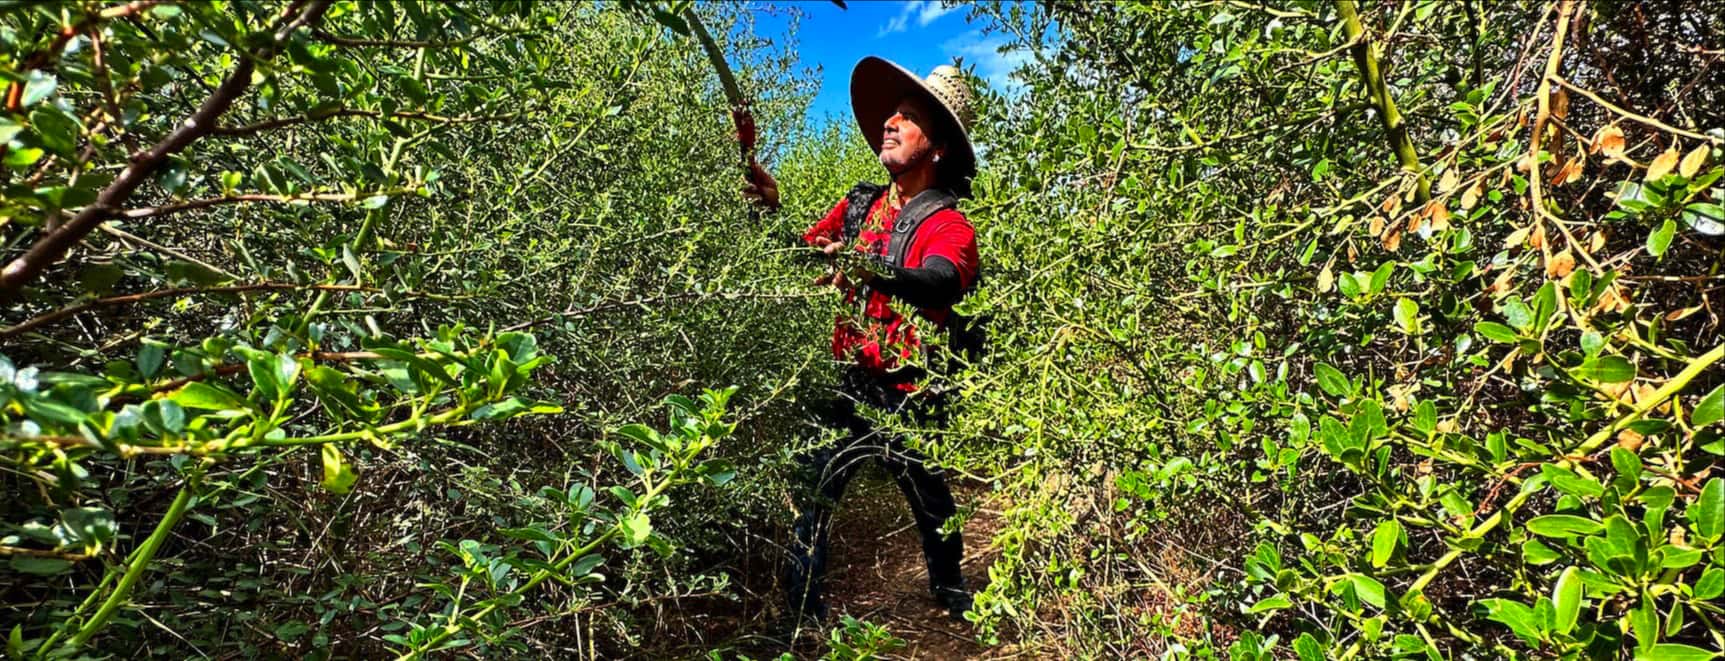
[744,57,980,623]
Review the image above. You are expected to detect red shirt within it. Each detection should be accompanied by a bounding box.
[803,193,978,382]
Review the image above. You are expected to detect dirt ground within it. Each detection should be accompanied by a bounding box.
[796,475,1013,660]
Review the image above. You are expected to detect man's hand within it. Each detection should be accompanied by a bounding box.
[742,158,780,210]
[810,237,875,289]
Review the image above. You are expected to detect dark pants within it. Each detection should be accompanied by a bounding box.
[786,369,964,617]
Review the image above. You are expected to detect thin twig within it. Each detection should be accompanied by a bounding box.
[2,282,376,339]
[97,224,240,280]
[1550,75,1723,144]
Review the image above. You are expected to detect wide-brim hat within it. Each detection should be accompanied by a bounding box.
[850,56,976,192]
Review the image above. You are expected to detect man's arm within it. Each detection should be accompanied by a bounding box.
[870,257,965,309]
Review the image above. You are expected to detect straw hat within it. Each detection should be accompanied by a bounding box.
[850,56,976,192]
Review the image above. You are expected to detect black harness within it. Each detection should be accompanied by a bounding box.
[838,182,958,270]
[835,182,988,380]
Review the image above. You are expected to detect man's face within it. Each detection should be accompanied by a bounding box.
[878,95,942,175]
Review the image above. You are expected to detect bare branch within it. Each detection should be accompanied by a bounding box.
[2,282,376,339]
[502,290,823,332]
[0,545,94,562]
[98,223,241,282]
[311,29,486,48]
[213,109,518,135]
[108,188,417,219]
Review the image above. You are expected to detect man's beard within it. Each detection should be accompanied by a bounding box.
[881,144,933,177]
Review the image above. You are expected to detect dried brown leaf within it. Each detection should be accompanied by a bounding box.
[1382,228,1402,252]
[1680,144,1710,178]
[1646,146,1680,180]
[1591,125,1626,158]
[1616,427,1644,451]
[1317,262,1334,293]
[1593,284,1630,313]
[1429,201,1451,231]
[1603,379,1633,403]
[1488,267,1517,295]
[1504,225,1532,249]
[1551,157,1584,187]
[1461,181,1483,210]
[1546,249,1575,278]
[1632,383,1672,414]
[1438,168,1459,193]
[1666,305,1702,322]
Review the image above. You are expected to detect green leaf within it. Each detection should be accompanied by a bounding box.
[1693,385,1724,428]
[60,507,117,548]
[137,342,165,379]
[29,105,81,158]
[1527,514,1605,538]
[21,71,56,107]
[567,553,604,576]
[1692,477,1723,541]
[169,382,245,411]
[1681,202,1725,235]
[615,423,669,453]
[1502,298,1534,332]
[1337,270,1362,298]
[1611,446,1644,484]
[0,116,21,143]
[1349,574,1386,609]
[1368,261,1394,295]
[1293,633,1324,661]
[1370,520,1401,568]
[1476,598,1540,645]
[1630,594,1659,653]
[1541,464,1604,499]
[618,512,651,548]
[1522,538,1562,565]
[1313,363,1349,398]
[1475,321,1520,343]
[8,556,72,576]
[320,444,358,494]
[1247,593,1292,614]
[1647,219,1676,258]
[1393,298,1420,335]
[274,621,310,642]
[1661,546,1704,569]
[470,397,528,421]
[1638,644,1718,661]
[1574,356,1636,383]
[369,347,457,387]
[249,354,281,401]
[1694,568,1724,601]
[1532,281,1558,332]
[4,146,43,168]
[1552,566,1583,635]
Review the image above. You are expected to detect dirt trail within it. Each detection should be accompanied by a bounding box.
[815,477,1012,660]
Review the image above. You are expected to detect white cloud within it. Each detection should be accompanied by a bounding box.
[878,1,958,38]
[915,2,959,27]
[941,30,1035,96]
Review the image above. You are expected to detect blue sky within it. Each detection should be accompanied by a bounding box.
[740,1,1031,128]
